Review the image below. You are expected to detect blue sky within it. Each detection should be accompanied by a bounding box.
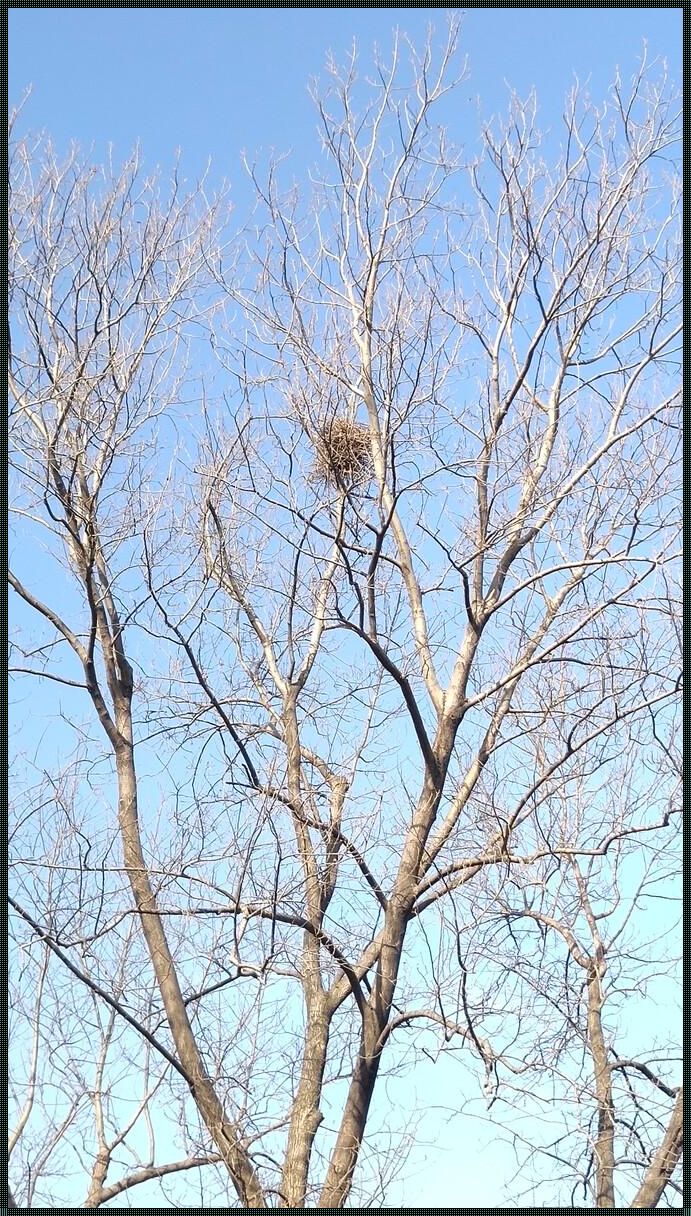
[9,8,682,1208]
[10,8,682,204]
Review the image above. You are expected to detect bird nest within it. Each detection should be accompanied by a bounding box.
[311,417,372,489]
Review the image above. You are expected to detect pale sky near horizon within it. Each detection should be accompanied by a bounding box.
[9,7,682,1208]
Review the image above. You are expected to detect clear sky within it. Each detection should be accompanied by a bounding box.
[10,8,682,206]
[9,7,682,1208]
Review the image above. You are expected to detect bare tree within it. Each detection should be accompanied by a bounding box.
[9,23,681,1208]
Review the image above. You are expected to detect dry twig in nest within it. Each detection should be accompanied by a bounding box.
[311,417,372,489]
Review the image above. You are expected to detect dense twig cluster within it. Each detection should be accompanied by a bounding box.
[311,417,372,489]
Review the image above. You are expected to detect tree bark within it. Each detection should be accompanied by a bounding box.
[586,956,615,1207]
[279,695,331,1206]
[279,998,329,1206]
[630,1086,683,1207]
[319,889,415,1207]
[114,724,265,1208]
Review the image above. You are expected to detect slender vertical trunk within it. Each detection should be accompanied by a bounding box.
[318,1008,385,1207]
[318,896,411,1207]
[586,956,615,1207]
[279,695,330,1206]
[319,755,452,1207]
[280,996,330,1206]
[114,729,265,1207]
[84,1147,110,1207]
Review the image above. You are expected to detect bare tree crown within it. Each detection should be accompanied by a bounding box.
[9,25,680,1209]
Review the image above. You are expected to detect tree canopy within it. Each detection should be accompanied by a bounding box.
[9,23,681,1208]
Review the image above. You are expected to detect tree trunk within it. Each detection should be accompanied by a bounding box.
[630,1086,683,1207]
[586,959,615,1207]
[318,1007,383,1208]
[279,996,330,1206]
[114,731,265,1208]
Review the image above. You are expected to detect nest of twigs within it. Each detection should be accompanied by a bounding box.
[311,417,373,489]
